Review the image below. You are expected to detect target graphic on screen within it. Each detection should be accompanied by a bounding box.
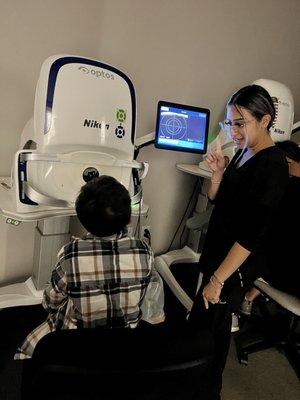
[160,112,188,140]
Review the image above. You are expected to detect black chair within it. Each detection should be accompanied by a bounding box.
[21,323,214,400]
[235,279,300,380]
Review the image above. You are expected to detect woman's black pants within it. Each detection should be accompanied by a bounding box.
[189,281,244,400]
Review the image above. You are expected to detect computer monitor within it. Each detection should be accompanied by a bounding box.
[154,101,210,154]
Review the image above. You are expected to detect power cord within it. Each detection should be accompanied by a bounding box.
[143,228,151,246]
[134,190,142,237]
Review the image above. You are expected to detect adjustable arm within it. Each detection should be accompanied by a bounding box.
[134,132,155,159]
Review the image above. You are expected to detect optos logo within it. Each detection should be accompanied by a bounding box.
[78,65,114,80]
[78,66,89,74]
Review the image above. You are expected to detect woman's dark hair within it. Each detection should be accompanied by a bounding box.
[228,84,276,131]
[75,175,131,237]
[275,140,300,162]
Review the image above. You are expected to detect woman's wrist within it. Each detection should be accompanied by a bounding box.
[209,274,224,290]
[211,172,223,184]
[210,176,222,184]
[213,273,224,286]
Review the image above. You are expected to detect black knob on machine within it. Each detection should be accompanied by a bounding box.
[82,167,100,182]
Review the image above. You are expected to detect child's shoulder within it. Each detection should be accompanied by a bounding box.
[58,236,153,261]
[123,236,153,253]
[57,236,92,259]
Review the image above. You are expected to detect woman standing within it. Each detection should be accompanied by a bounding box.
[189,85,289,399]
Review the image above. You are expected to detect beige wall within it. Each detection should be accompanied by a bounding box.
[96,0,300,253]
[0,0,103,176]
[0,0,299,282]
[0,0,103,284]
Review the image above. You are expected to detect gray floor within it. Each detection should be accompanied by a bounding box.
[223,339,300,400]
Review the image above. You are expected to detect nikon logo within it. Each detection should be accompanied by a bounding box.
[274,128,285,135]
[78,66,114,80]
[83,119,110,129]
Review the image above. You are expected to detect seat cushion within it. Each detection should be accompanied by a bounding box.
[32,323,214,370]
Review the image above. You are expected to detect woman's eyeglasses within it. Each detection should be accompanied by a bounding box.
[219,119,254,133]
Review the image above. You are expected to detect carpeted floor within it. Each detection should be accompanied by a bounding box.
[223,339,300,400]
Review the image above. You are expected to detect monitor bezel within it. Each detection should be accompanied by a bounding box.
[154,100,210,154]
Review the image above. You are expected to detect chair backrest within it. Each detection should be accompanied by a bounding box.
[22,324,214,400]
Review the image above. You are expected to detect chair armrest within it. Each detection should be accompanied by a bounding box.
[155,255,193,311]
[254,279,300,316]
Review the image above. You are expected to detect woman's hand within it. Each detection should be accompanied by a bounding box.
[206,152,227,173]
[205,136,228,174]
[202,281,222,309]
[206,149,227,174]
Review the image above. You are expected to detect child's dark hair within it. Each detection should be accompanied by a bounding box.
[75,175,131,237]
[275,140,300,162]
[228,84,276,131]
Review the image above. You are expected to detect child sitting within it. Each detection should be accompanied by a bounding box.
[15,175,164,359]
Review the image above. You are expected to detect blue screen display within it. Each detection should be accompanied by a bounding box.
[155,103,209,154]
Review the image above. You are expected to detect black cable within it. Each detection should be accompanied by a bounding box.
[179,178,203,248]
[167,179,200,252]
[179,225,187,249]
[291,125,300,135]
[143,228,151,246]
[134,207,140,236]
[134,190,142,237]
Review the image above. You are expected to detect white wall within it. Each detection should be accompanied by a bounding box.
[0,0,103,284]
[95,0,300,253]
[0,217,35,284]
[0,0,299,284]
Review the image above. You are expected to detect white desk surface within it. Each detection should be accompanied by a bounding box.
[176,164,212,179]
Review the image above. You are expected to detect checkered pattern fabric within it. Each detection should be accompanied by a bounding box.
[15,233,163,359]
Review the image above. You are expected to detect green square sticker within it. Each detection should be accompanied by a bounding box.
[116,109,126,122]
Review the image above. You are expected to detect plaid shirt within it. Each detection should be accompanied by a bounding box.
[15,233,164,360]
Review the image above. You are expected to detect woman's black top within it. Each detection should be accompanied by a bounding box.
[199,146,289,299]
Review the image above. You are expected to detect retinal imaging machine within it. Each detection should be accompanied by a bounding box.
[0,55,298,313]
[0,55,150,308]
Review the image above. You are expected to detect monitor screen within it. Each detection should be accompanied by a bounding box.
[154,101,210,154]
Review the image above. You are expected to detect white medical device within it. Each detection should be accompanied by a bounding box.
[0,55,148,308]
[198,79,296,173]
[4,55,146,218]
